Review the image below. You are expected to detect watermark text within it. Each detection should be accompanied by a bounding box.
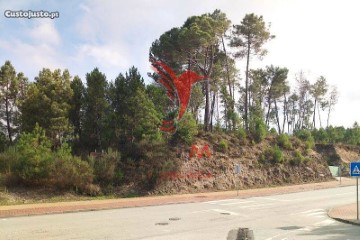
[4,10,59,19]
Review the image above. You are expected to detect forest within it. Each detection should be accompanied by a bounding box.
[0,10,359,195]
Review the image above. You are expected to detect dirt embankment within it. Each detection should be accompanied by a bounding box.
[316,144,360,176]
[151,133,333,195]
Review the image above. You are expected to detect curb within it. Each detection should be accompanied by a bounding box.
[327,208,360,226]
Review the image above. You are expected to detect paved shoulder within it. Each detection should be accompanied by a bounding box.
[328,203,360,225]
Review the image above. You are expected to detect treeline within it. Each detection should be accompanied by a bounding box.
[149,10,339,134]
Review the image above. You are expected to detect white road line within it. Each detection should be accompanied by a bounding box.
[211,209,239,215]
[334,192,353,196]
[220,200,255,206]
[300,209,324,214]
[254,197,291,202]
[235,203,275,209]
[265,219,335,240]
[203,199,238,204]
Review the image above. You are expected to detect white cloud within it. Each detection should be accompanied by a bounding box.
[28,19,61,46]
[77,43,128,68]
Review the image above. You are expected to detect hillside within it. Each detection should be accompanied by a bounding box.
[149,132,333,195]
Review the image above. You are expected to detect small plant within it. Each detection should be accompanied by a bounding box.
[272,146,284,163]
[237,128,247,142]
[261,145,284,164]
[174,112,198,145]
[277,134,293,150]
[270,128,277,135]
[305,140,315,150]
[252,119,267,143]
[290,150,304,165]
[218,139,228,153]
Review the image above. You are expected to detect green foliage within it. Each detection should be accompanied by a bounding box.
[20,69,72,148]
[290,150,304,165]
[294,129,315,149]
[270,128,277,134]
[277,133,293,150]
[251,118,267,143]
[218,139,229,153]
[82,68,109,152]
[175,112,198,144]
[108,67,162,148]
[236,128,247,141]
[0,146,19,174]
[93,149,122,185]
[261,145,284,164]
[0,61,28,143]
[50,147,94,193]
[15,124,53,183]
[69,76,85,139]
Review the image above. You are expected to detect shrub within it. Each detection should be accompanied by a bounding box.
[270,128,277,135]
[218,139,228,153]
[50,155,94,193]
[272,146,284,163]
[252,118,267,143]
[237,128,247,142]
[0,146,20,174]
[290,150,304,165]
[305,140,315,150]
[277,134,293,150]
[15,125,53,184]
[93,148,122,185]
[49,144,95,193]
[294,129,315,150]
[261,145,284,164]
[175,112,198,145]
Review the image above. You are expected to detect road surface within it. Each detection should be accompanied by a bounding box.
[1,185,359,239]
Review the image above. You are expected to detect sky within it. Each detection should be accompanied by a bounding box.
[0,0,359,128]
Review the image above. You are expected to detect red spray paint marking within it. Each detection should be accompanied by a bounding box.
[189,144,211,159]
[151,60,205,133]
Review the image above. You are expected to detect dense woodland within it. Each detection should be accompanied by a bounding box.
[0,10,359,195]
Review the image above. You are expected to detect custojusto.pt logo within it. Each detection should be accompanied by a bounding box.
[4,10,59,19]
[151,60,205,133]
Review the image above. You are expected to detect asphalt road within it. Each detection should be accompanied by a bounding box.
[1,185,359,240]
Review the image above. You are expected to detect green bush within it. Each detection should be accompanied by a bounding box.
[294,129,315,150]
[50,155,94,193]
[277,134,293,150]
[15,125,53,184]
[175,112,198,145]
[0,146,20,174]
[261,145,284,164]
[270,128,277,135]
[218,139,228,153]
[93,148,122,185]
[305,140,315,150]
[290,150,304,165]
[237,128,247,142]
[252,119,267,143]
[272,146,284,163]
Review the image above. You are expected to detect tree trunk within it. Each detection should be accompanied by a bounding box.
[210,92,216,131]
[221,36,233,101]
[244,42,251,131]
[5,97,12,143]
[274,100,281,133]
[327,105,331,127]
[282,94,287,134]
[317,103,322,128]
[313,98,317,129]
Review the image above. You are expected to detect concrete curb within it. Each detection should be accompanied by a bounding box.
[327,207,360,226]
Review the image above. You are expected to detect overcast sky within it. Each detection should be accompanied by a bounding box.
[0,0,359,128]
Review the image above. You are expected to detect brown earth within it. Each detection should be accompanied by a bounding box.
[151,133,333,195]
